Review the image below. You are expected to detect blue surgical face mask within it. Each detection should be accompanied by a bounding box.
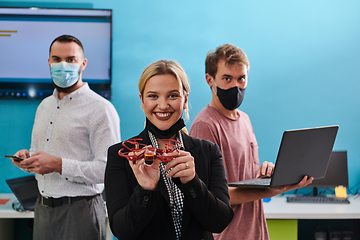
[50,61,82,88]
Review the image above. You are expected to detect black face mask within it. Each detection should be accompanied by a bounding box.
[145,118,185,139]
[216,86,245,110]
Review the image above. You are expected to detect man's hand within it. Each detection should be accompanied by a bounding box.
[276,175,314,193]
[256,161,274,178]
[12,149,30,170]
[18,151,62,174]
[229,175,314,205]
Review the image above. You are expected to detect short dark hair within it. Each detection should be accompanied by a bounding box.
[205,43,250,78]
[49,35,84,54]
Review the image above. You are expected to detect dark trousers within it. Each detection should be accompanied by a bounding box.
[33,194,106,240]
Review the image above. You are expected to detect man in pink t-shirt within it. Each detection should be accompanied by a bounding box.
[189,43,313,240]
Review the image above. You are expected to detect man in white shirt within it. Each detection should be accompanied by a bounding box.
[12,35,121,240]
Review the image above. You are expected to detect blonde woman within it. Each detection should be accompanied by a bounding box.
[105,60,233,240]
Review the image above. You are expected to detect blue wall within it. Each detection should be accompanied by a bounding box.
[1,0,360,196]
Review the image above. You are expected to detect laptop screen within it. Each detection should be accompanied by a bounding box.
[6,175,38,211]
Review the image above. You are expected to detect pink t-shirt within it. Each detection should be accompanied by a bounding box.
[189,105,269,240]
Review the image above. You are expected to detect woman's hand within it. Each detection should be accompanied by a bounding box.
[164,150,195,184]
[128,148,160,190]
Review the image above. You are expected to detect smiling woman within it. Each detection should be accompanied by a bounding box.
[140,74,187,132]
[105,60,234,240]
[139,60,190,124]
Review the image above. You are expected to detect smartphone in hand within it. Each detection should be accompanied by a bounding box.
[4,155,24,162]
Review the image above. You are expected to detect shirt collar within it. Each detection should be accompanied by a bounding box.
[52,82,90,101]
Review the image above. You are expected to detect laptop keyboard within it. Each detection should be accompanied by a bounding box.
[286,196,350,204]
[243,178,271,185]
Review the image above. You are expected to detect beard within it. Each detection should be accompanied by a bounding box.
[53,79,79,94]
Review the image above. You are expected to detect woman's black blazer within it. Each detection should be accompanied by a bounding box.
[105,130,233,240]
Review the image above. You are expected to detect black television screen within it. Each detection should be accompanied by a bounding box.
[307,151,349,189]
[0,7,112,99]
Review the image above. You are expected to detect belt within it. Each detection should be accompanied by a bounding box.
[40,194,99,208]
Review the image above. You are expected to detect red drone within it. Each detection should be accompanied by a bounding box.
[118,138,181,162]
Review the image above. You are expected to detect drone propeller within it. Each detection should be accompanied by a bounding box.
[118,138,181,162]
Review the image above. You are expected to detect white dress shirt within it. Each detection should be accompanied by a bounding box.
[30,83,120,198]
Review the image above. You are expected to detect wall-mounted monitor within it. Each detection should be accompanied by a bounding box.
[0,7,112,99]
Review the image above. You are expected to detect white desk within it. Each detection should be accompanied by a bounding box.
[3,193,359,240]
[263,194,360,219]
[263,195,360,240]
[0,193,113,240]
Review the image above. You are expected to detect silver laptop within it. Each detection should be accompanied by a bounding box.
[228,125,339,188]
[6,175,38,211]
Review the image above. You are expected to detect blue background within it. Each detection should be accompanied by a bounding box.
[1,0,360,196]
